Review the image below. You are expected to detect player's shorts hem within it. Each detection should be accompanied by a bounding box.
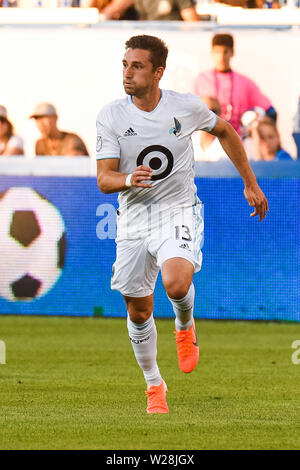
[111,287,154,298]
[158,254,200,273]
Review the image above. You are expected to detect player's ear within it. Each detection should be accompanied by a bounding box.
[154,66,165,81]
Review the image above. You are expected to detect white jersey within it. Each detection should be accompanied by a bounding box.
[96,89,217,239]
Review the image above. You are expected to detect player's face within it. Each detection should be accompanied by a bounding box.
[34,116,57,138]
[122,48,161,97]
[258,124,280,159]
[212,45,233,72]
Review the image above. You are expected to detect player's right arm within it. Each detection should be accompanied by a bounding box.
[97,160,153,194]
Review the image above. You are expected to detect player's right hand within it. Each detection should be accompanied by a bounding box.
[130,165,153,188]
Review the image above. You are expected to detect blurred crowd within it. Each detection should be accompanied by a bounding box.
[0,103,90,157]
[0,32,299,161]
[0,0,299,20]
[192,33,299,162]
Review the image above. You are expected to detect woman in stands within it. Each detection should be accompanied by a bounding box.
[251,117,293,161]
[0,105,24,156]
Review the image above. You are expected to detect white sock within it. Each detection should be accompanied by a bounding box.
[127,313,162,388]
[168,283,195,331]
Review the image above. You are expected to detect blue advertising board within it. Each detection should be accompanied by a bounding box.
[0,172,299,321]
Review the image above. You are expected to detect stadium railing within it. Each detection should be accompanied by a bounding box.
[0,4,300,25]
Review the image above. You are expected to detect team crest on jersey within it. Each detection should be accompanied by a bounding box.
[96,135,102,152]
[169,117,182,137]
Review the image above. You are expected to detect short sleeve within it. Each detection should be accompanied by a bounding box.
[7,135,24,151]
[96,108,120,160]
[190,95,218,132]
[275,149,293,161]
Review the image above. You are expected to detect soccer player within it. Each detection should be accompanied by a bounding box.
[96,35,268,414]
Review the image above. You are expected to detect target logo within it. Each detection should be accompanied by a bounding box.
[137,145,174,181]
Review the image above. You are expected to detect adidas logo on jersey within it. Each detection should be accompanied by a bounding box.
[179,243,191,251]
[124,127,137,136]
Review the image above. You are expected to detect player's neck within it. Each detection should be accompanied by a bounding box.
[132,88,162,112]
[215,67,232,73]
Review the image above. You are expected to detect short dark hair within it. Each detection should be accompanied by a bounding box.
[125,35,168,70]
[0,117,13,141]
[212,33,234,50]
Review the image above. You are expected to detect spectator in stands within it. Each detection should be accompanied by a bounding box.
[216,0,264,6]
[194,33,277,136]
[135,0,199,21]
[214,0,280,7]
[193,96,228,161]
[30,102,89,157]
[213,0,249,6]
[87,0,138,20]
[250,117,293,161]
[0,0,18,6]
[0,105,24,156]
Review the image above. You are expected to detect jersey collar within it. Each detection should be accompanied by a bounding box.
[127,89,165,115]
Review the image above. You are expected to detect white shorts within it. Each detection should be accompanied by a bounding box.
[111,202,204,298]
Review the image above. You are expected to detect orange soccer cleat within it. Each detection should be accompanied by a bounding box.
[145,380,169,414]
[175,321,199,373]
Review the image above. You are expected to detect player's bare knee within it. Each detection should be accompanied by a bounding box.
[128,310,152,324]
[124,294,153,324]
[164,280,190,300]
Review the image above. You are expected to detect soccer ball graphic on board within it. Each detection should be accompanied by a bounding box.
[0,187,66,302]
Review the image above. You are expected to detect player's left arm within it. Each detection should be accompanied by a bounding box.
[209,117,269,222]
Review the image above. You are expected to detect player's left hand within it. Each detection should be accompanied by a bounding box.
[244,185,269,222]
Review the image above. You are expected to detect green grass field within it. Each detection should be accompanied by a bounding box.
[0,315,300,450]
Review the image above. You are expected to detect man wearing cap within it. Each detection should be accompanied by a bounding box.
[0,105,24,156]
[30,102,89,157]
